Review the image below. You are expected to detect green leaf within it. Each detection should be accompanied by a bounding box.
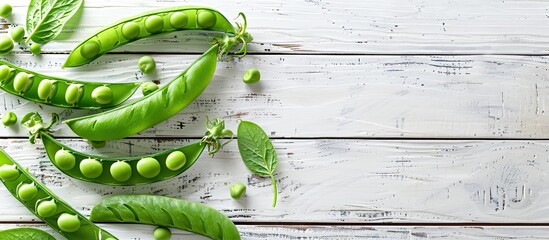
[237,120,278,207]
[0,228,56,240]
[26,0,84,44]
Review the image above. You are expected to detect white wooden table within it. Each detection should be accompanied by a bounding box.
[1,0,549,239]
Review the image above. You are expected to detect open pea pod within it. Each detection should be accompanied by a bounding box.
[40,132,205,186]
[21,112,232,186]
[65,44,220,141]
[0,149,118,240]
[90,195,240,240]
[0,60,140,109]
[64,6,251,67]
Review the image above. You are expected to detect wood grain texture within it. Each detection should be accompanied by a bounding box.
[2,0,549,54]
[0,138,548,223]
[3,224,549,240]
[0,54,548,138]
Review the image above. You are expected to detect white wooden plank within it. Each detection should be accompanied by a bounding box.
[0,138,548,223]
[2,0,549,54]
[3,224,549,240]
[0,54,548,138]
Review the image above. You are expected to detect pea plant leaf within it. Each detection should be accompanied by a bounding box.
[26,0,84,44]
[0,227,56,240]
[237,120,278,207]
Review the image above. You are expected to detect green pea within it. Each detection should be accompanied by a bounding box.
[230,183,246,199]
[138,56,156,74]
[13,72,34,94]
[165,151,186,171]
[54,149,76,170]
[65,83,84,105]
[37,199,58,218]
[0,35,14,55]
[37,79,58,101]
[153,226,172,240]
[30,43,41,55]
[242,68,260,84]
[80,158,103,179]
[91,86,113,105]
[80,41,100,59]
[145,15,164,33]
[110,161,132,182]
[17,183,38,201]
[57,213,81,232]
[169,12,188,29]
[196,10,217,28]
[121,22,140,40]
[2,111,16,126]
[0,65,13,83]
[141,81,158,96]
[137,157,160,178]
[0,3,11,18]
[89,140,106,149]
[10,26,25,42]
[0,164,19,181]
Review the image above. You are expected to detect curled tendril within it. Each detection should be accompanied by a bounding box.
[214,12,252,57]
[20,112,59,144]
[201,117,234,156]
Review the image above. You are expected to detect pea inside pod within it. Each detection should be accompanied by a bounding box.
[63,6,250,67]
[0,149,118,239]
[0,59,140,109]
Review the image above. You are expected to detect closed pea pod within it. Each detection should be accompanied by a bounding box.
[63,6,251,67]
[90,195,240,240]
[0,149,118,239]
[23,113,231,186]
[0,60,140,109]
[65,44,220,141]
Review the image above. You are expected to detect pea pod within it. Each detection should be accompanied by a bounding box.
[22,113,232,185]
[90,195,240,240]
[63,6,251,67]
[0,60,140,109]
[0,228,55,240]
[0,149,118,240]
[41,132,204,185]
[65,44,219,141]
